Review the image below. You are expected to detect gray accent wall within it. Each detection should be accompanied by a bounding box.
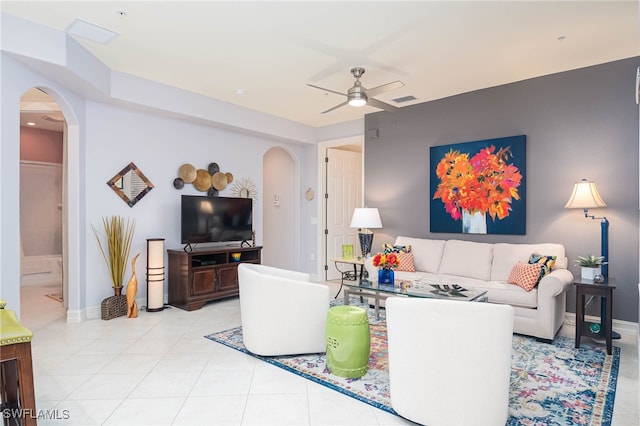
[364,57,639,322]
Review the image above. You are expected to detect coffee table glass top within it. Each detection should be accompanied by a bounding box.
[343,278,487,302]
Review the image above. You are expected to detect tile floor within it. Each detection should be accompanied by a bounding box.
[13,281,639,425]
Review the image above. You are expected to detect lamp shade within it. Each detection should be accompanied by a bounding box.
[350,208,382,229]
[565,179,607,209]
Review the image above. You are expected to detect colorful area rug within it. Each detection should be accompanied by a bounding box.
[205,305,619,425]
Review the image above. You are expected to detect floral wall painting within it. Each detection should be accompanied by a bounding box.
[430,135,526,235]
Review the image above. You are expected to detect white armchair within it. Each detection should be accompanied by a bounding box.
[237,263,330,356]
[386,297,514,426]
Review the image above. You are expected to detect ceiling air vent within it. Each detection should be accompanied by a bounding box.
[392,95,416,103]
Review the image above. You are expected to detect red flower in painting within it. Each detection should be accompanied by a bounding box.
[433,145,522,221]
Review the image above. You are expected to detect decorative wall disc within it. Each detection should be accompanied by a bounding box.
[193,169,212,191]
[207,162,220,174]
[175,162,235,194]
[178,164,197,183]
[211,172,228,190]
[173,177,185,189]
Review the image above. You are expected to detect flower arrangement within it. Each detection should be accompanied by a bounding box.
[372,252,400,270]
[433,145,522,221]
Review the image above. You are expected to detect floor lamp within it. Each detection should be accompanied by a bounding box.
[350,207,383,259]
[565,179,619,339]
[146,238,165,312]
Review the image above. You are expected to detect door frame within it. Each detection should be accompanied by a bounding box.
[316,136,364,281]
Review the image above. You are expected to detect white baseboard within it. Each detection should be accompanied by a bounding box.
[80,296,165,321]
[66,309,85,323]
[565,312,639,335]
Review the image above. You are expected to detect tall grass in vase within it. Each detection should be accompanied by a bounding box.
[92,216,135,295]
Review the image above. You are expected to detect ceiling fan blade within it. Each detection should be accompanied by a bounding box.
[321,101,349,114]
[367,97,399,112]
[307,84,347,98]
[365,80,405,98]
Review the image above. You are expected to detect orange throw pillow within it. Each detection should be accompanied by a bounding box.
[396,252,415,272]
[508,262,543,292]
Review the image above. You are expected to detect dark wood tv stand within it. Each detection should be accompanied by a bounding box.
[167,245,262,311]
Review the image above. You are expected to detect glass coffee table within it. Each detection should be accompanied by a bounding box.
[343,278,488,319]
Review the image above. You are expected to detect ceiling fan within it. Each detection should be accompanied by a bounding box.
[308,67,405,114]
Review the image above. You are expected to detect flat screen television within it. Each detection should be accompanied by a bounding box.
[181,195,253,245]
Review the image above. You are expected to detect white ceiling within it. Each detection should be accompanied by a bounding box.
[5,1,639,130]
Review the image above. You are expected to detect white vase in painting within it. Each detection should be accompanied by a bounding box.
[462,210,487,234]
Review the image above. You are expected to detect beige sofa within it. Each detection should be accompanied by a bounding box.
[371,236,573,340]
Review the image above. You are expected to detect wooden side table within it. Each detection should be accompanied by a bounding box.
[574,277,615,355]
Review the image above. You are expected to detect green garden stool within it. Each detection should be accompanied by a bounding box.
[325,305,370,378]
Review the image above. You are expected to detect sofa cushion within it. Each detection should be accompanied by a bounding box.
[395,236,445,273]
[490,243,567,282]
[438,240,494,281]
[508,262,543,291]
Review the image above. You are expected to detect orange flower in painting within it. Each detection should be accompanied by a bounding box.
[433,145,522,221]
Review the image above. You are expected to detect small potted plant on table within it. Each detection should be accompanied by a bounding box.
[574,254,606,280]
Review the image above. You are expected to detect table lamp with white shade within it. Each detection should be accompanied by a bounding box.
[350,207,382,258]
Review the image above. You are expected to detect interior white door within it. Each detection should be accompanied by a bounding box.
[325,148,361,280]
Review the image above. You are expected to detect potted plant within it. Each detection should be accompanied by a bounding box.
[574,254,606,280]
[92,216,136,295]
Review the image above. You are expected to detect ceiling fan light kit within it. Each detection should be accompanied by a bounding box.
[348,89,367,107]
[308,67,404,113]
[348,97,367,107]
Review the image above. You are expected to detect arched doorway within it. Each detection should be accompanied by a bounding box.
[19,88,66,324]
[262,147,297,269]
[16,86,83,323]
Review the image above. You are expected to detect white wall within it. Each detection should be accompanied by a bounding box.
[84,102,310,310]
[0,13,362,318]
[1,62,322,318]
